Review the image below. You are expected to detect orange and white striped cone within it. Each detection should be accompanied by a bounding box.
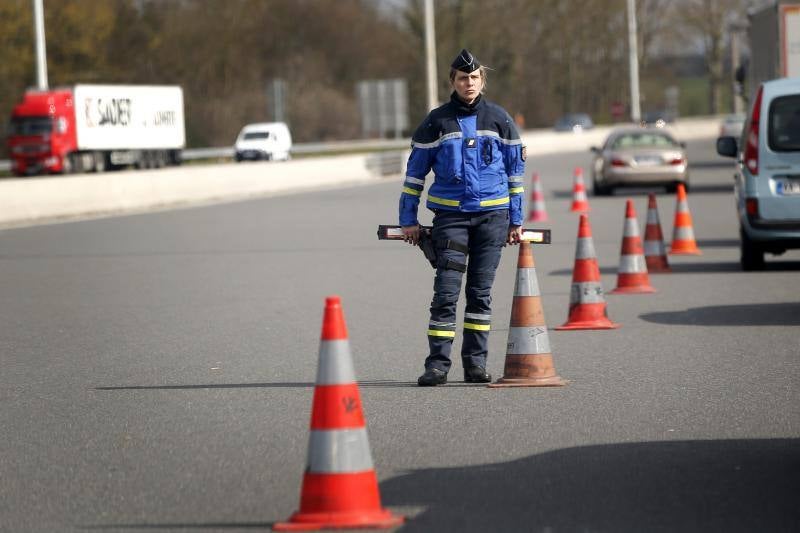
[527,172,548,221]
[644,193,671,273]
[610,199,656,294]
[274,296,403,531]
[556,214,620,330]
[669,183,702,255]
[569,167,590,213]
[489,242,567,387]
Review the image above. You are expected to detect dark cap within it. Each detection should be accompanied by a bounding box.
[451,49,480,73]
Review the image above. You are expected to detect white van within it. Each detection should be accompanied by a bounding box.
[234,122,292,162]
[717,77,800,270]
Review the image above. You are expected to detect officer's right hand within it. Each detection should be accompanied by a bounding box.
[402,225,420,245]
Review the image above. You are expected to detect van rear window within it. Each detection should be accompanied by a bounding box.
[768,95,800,151]
[243,131,271,140]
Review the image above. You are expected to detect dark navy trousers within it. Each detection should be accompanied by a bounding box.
[425,209,508,372]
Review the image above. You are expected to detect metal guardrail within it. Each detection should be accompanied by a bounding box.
[1,138,411,171]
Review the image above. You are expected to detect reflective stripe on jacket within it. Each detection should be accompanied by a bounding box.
[399,93,525,227]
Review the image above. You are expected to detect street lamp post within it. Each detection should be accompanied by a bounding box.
[626,0,641,123]
[423,0,438,111]
[33,0,48,90]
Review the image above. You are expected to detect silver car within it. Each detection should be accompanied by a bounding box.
[591,128,689,195]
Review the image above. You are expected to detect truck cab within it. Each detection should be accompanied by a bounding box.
[7,89,77,175]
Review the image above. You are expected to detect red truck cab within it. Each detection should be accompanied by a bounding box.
[7,89,77,176]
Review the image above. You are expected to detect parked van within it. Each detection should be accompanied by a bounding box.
[717,77,800,270]
[234,122,292,162]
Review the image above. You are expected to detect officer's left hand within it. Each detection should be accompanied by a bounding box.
[507,225,523,245]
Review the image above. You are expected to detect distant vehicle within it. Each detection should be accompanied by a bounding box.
[590,128,688,195]
[719,113,746,138]
[553,113,594,132]
[234,122,292,162]
[716,77,800,270]
[640,109,675,128]
[7,84,185,176]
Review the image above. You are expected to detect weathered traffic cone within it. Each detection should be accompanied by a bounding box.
[643,193,671,273]
[569,167,590,213]
[527,172,548,221]
[610,199,656,294]
[489,242,567,387]
[556,214,620,330]
[274,296,403,531]
[669,183,702,255]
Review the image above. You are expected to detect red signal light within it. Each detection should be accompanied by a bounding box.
[744,86,763,176]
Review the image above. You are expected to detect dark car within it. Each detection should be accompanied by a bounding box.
[554,113,594,132]
[640,109,676,128]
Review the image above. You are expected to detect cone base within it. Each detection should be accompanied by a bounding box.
[610,285,656,294]
[555,319,620,330]
[528,214,548,222]
[273,509,404,531]
[488,375,568,388]
[669,249,702,255]
[646,264,672,273]
[570,205,589,213]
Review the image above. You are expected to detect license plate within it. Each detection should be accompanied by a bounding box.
[776,179,800,195]
[635,156,662,166]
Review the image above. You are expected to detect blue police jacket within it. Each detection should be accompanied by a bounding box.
[399,92,525,227]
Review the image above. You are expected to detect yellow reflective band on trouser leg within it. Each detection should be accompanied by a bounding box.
[427,195,460,207]
[509,187,524,195]
[427,329,456,338]
[403,187,421,196]
[464,322,491,331]
[480,196,510,207]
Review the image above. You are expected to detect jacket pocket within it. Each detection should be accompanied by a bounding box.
[479,138,499,170]
[434,141,462,184]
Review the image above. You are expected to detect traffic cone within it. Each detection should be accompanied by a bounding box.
[556,214,620,330]
[569,167,590,212]
[489,242,567,387]
[669,183,702,255]
[274,296,403,531]
[643,193,671,273]
[527,172,548,221]
[610,199,656,294]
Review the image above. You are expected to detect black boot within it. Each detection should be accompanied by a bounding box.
[464,366,492,383]
[417,368,448,386]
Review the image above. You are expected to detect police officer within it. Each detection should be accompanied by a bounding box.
[399,49,525,386]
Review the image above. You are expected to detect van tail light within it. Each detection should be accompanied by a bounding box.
[669,157,685,166]
[744,86,763,176]
[746,198,759,218]
[610,158,627,167]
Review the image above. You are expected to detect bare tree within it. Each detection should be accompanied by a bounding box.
[677,0,749,114]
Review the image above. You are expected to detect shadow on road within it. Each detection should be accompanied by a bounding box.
[694,238,739,248]
[549,259,800,276]
[83,521,273,530]
[547,262,742,276]
[380,438,799,533]
[640,302,800,326]
[93,380,423,391]
[93,382,315,391]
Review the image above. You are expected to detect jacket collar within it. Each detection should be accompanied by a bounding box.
[449,91,484,116]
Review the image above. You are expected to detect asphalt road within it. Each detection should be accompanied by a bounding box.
[1,138,798,532]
